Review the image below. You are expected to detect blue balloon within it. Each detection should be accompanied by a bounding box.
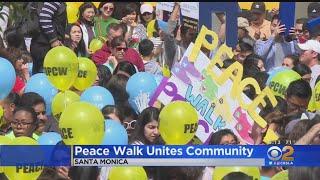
[0,58,16,100]
[28,62,33,76]
[80,86,115,109]
[126,72,157,113]
[126,72,157,97]
[158,20,168,32]
[154,74,163,86]
[38,132,62,145]
[102,120,128,145]
[25,73,58,115]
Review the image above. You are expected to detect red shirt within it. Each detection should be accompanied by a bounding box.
[91,44,145,71]
[12,76,25,94]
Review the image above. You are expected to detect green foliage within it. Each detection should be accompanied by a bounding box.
[0,2,30,30]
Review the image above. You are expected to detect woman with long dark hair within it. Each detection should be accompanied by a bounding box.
[64,23,87,57]
[113,61,137,77]
[76,2,97,55]
[130,107,160,145]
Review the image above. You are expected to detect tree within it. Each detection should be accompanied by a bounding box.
[0,2,30,31]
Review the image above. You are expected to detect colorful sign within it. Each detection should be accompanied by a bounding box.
[150,26,278,144]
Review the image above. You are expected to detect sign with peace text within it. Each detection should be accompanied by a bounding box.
[150,26,279,145]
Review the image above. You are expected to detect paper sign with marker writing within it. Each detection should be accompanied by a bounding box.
[150,43,261,144]
[150,25,278,144]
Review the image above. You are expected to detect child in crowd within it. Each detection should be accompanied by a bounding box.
[138,39,162,76]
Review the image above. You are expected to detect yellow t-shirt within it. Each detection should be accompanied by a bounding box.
[5,131,39,140]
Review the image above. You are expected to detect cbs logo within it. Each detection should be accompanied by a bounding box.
[267,146,294,161]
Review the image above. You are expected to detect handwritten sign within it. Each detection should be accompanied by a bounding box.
[150,26,279,144]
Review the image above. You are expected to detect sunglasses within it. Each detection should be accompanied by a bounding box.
[142,12,152,16]
[116,47,128,52]
[123,120,136,130]
[103,6,114,12]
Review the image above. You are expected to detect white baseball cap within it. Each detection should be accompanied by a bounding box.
[298,39,320,54]
[238,17,249,30]
[140,4,153,14]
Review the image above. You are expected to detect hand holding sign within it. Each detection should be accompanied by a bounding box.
[271,21,286,37]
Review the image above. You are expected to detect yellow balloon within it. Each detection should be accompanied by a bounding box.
[162,65,171,77]
[159,101,199,145]
[59,101,105,145]
[43,46,79,91]
[147,19,156,38]
[73,57,98,91]
[144,2,157,7]
[51,90,80,120]
[11,136,38,145]
[313,81,320,110]
[92,2,101,8]
[89,37,106,53]
[66,2,83,23]
[213,167,260,180]
[0,105,3,119]
[4,137,43,180]
[108,167,147,180]
[271,170,288,180]
[0,135,11,145]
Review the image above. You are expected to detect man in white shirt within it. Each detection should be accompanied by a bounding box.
[298,40,320,88]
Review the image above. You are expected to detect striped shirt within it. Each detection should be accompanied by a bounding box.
[39,2,63,43]
[131,140,144,145]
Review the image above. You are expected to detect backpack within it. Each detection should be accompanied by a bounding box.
[15,2,43,38]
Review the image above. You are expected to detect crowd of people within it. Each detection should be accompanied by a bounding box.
[0,1,320,180]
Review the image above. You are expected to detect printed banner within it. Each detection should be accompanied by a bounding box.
[156,2,199,30]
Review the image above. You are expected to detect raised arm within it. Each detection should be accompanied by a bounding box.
[39,2,63,46]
